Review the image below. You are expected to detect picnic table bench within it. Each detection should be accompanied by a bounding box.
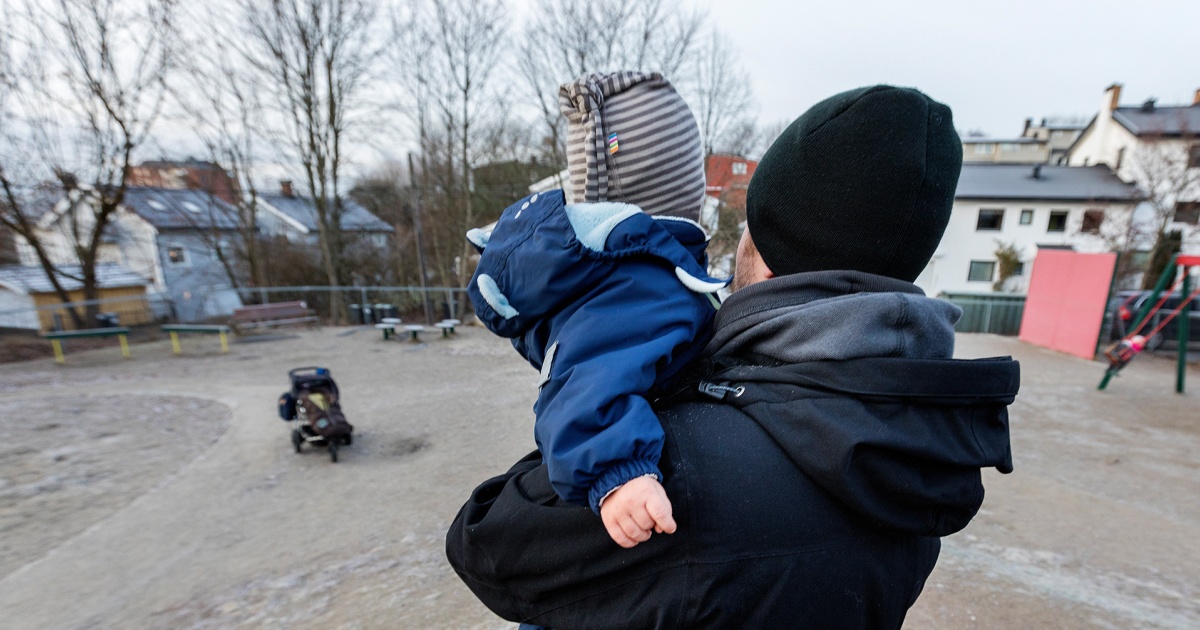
[44,327,131,364]
[161,324,232,355]
[376,317,402,340]
[229,301,318,334]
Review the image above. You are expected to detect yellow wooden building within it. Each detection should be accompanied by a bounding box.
[0,264,153,332]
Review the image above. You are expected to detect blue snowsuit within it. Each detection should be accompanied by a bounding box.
[467,190,727,512]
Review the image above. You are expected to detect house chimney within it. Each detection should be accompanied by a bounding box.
[1032,164,1042,179]
[1141,98,1156,112]
[1193,88,1200,105]
[1104,83,1122,111]
[1023,117,1033,136]
[280,180,294,197]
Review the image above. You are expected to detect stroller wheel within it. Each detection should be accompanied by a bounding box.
[344,433,352,446]
[328,442,339,463]
[291,429,303,453]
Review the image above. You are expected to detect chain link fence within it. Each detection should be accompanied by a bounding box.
[0,285,474,340]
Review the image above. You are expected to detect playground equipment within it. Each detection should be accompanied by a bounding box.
[1099,254,1199,392]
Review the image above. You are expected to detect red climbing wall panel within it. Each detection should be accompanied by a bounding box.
[1019,249,1117,360]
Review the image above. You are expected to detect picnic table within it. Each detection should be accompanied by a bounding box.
[436,319,462,337]
[403,324,427,342]
[229,301,318,334]
[161,324,231,355]
[376,317,402,340]
[44,327,132,364]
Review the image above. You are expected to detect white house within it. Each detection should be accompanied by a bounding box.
[16,187,244,322]
[1067,84,1200,254]
[915,163,1142,296]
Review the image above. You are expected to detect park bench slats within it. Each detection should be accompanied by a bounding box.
[229,301,319,333]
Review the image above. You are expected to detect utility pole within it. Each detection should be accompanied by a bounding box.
[408,153,435,325]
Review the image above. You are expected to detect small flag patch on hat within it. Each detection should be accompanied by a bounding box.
[607,133,619,154]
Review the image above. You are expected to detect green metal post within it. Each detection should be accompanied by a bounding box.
[1130,255,1178,333]
[1177,269,1191,394]
[1100,255,1179,391]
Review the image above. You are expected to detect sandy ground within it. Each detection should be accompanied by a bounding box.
[0,327,1196,629]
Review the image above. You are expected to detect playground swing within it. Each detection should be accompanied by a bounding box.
[1099,254,1200,392]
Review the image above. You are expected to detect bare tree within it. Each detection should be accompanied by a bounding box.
[692,29,755,157]
[166,4,271,292]
[242,0,379,321]
[0,0,176,328]
[516,0,706,169]
[1123,128,1200,288]
[388,0,509,303]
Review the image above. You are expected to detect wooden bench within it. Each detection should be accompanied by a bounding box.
[161,324,232,355]
[45,327,132,364]
[376,317,402,340]
[229,301,319,334]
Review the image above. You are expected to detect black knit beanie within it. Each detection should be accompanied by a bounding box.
[746,85,962,281]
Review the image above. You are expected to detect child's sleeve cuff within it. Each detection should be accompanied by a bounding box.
[589,459,662,514]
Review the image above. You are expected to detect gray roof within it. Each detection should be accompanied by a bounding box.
[956,164,1143,202]
[258,193,394,233]
[961,137,1040,144]
[121,188,241,231]
[1112,106,1200,137]
[0,263,148,294]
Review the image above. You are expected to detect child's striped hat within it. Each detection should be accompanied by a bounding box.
[559,71,706,220]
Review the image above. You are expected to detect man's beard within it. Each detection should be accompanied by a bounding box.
[730,258,753,293]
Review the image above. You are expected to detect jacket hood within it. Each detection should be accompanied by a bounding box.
[699,270,1018,536]
[467,190,726,338]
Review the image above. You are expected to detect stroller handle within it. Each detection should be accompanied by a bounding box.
[288,366,330,380]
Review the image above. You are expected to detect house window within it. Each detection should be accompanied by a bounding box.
[1081,209,1105,234]
[976,208,1004,231]
[1188,144,1200,168]
[167,246,186,264]
[1175,201,1200,225]
[1012,261,1025,276]
[1000,143,1019,153]
[974,143,994,155]
[731,162,747,175]
[1047,210,1069,233]
[968,260,996,282]
[1019,209,1034,225]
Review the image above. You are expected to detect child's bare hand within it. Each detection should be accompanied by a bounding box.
[599,476,676,548]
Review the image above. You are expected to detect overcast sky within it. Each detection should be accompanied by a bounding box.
[694,0,1200,138]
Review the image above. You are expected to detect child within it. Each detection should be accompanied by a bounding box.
[466,71,725,548]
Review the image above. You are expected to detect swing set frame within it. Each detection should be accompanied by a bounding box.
[1099,254,1200,392]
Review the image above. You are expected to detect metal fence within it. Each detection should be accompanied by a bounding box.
[0,286,474,341]
[233,286,473,325]
[941,292,1026,336]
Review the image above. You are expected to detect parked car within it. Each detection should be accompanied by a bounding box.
[1106,290,1200,350]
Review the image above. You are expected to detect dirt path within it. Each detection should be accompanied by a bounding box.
[0,329,1196,629]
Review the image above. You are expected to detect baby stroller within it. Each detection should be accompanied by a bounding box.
[277,366,354,462]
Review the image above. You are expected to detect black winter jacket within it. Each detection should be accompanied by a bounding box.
[446,271,1019,629]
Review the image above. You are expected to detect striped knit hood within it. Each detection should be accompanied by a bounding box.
[559,71,706,221]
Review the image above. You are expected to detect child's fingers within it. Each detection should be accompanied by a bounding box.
[646,494,677,535]
[618,514,652,544]
[604,520,637,548]
[630,505,656,532]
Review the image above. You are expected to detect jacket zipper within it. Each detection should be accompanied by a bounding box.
[698,381,745,400]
